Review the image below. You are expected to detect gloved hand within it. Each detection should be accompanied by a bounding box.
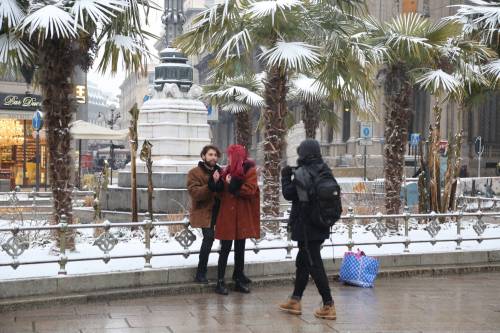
[281,166,293,178]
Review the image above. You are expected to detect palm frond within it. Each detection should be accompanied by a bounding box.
[259,41,320,71]
[416,69,462,97]
[0,32,32,64]
[0,0,25,28]
[71,0,128,28]
[216,29,252,60]
[21,4,78,39]
[483,59,500,84]
[451,0,500,44]
[221,101,252,113]
[290,74,328,103]
[246,0,302,25]
[96,34,150,73]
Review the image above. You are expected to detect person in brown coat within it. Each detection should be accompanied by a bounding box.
[187,145,224,283]
[215,144,260,295]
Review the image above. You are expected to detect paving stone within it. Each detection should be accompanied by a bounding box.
[1,272,498,332]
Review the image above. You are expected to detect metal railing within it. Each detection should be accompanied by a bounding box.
[456,195,500,212]
[1,205,499,275]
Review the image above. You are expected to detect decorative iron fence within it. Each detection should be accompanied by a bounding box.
[456,196,500,212]
[1,202,499,275]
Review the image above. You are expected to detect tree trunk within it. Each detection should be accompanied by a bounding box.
[383,64,412,217]
[262,66,288,217]
[235,110,252,149]
[129,104,140,223]
[38,39,76,249]
[302,102,319,139]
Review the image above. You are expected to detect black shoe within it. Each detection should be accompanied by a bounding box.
[215,280,229,295]
[234,279,250,294]
[233,273,252,284]
[194,273,209,284]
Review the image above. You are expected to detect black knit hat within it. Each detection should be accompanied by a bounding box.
[297,139,322,159]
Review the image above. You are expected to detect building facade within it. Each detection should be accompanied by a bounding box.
[0,72,47,189]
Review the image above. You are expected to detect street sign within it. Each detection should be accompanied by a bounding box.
[410,133,421,147]
[474,136,484,156]
[359,122,373,146]
[32,109,43,131]
[475,136,485,178]
[360,122,373,139]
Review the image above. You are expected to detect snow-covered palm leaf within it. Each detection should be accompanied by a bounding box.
[290,74,328,103]
[21,4,78,39]
[454,61,489,94]
[246,0,302,24]
[452,0,500,43]
[206,85,264,108]
[71,0,128,28]
[259,41,320,71]
[216,29,252,60]
[97,34,150,72]
[0,0,25,28]
[222,101,252,114]
[483,59,500,84]
[176,0,243,56]
[0,33,32,64]
[416,69,462,97]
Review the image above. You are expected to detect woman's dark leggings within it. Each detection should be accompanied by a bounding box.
[292,240,333,305]
[217,239,246,280]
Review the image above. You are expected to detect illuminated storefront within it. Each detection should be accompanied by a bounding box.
[0,93,47,189]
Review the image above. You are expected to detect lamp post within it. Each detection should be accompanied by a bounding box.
[98,106,121,185]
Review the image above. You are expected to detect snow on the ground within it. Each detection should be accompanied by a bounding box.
[1,219,499,280]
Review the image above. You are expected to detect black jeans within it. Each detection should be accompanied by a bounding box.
[196,224,215,276]
[292,240,333,305]
[217,239,246,280]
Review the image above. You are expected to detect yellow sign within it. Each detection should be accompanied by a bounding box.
[75,85,86,104]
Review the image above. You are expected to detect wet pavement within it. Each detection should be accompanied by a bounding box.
[1,272,500,333]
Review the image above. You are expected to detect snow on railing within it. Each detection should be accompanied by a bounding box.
[1,205,499,275]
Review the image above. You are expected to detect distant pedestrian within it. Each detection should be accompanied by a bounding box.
[187,145,224,283]
[279,139,338,320]
[214,144,260,295]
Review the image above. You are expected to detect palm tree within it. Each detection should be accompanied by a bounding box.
[1,0,156,247]
[362,13,464,215]
[176,0,372,216]
[176,0,322,216]
[203,75,264,149]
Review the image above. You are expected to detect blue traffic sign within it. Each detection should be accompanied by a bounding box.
[410,133,421,147]
[360,122,373,140]
[32,110,43,131]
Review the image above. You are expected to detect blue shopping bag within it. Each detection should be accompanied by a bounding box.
[339,250,380,288]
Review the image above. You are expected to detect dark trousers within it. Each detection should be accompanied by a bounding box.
[292,240,333,305]
[196,224,215,276]
[217,239,246,280]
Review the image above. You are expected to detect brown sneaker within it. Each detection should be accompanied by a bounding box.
[279,298,302,315]
[314,303,336,320]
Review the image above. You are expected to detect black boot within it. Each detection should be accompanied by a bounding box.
[215,279,229,295]
[234,279,250,294]
[233,272,252,284]
[194,271,208,284]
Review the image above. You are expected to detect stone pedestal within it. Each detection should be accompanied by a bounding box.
[103,83,211,214]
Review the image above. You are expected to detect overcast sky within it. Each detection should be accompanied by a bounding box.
[88,2,165,99]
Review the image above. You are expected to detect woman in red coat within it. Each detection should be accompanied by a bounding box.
[215,144,260,295]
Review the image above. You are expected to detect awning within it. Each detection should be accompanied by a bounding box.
[70,120,128,140]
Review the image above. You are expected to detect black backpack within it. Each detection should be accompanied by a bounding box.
[305,165,342,228]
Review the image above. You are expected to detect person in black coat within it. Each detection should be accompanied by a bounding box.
[279,139,336,320]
